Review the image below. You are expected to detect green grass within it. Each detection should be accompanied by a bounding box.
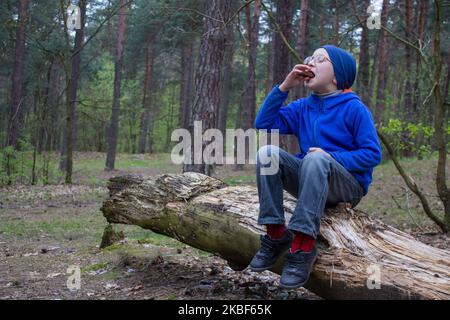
[100,269,121,280]
[1,151,179,186]
[166,293,178,300]
[74,153,176,172]
[82,262,110,273]
[0,212,105,240]
[0,186,106,207]
[0,203,211,258]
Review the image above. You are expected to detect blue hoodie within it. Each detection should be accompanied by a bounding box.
[254,86,382,196]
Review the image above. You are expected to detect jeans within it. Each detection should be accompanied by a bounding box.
[256,145,365,239]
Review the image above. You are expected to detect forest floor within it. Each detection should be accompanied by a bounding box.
[0,152,448,300]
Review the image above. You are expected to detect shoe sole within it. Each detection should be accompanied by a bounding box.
[279,280,306,290]
[249,263,275,272]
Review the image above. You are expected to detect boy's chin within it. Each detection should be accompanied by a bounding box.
[304,80,316,90]
[305,79,327,92]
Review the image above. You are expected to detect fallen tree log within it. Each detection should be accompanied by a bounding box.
[101,172,450,300]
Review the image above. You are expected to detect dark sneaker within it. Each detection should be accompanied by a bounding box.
[279,246,318,289]
[249,231,292,272]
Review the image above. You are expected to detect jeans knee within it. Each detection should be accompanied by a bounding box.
[303,151,331,170]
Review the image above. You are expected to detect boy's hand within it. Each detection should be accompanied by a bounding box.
[279,64,315,92]
[307,147,332,158]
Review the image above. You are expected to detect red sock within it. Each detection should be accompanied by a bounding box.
[266,224,286,240]
[291,232,315,253]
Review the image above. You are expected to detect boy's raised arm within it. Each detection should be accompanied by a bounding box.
[254,86,300,135]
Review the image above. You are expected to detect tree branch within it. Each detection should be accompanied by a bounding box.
[377,128,447,232]
[260,1,303,64]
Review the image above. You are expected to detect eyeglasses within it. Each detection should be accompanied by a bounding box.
[304,54,332,65]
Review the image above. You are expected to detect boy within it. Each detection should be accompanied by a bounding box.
[250,45,382,289]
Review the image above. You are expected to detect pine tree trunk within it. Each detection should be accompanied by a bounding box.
[242,0,261,133]
[292,0,309,101]
[105,0,128,171]
[266,38,274,95]
[374,0,389,125]
[179,40,195,130]
[48,59,63,151]
[431,0,450,232]
[319,11,325,44]
[138,44,154,154]
[403,0,413,118]
[61,0,86,183]
[352,0,370,105]
[6,0,28,148]
[272,0,293,87]
[182,0,232,175]
[334,0,340,45]
[272,0,298,155]
[37,59,54,154]
[413,0,428,116]
[217,23,234,157]
[236,0,261,168]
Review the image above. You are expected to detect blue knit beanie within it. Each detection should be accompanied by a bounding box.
[320,45,356,90]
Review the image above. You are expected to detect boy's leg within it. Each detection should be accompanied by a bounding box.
[288,151,364,238]
[256,144,302,226]
[280,151,364,289]
[250,145,302,272]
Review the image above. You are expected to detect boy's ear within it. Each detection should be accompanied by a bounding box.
[332,77,337,86]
